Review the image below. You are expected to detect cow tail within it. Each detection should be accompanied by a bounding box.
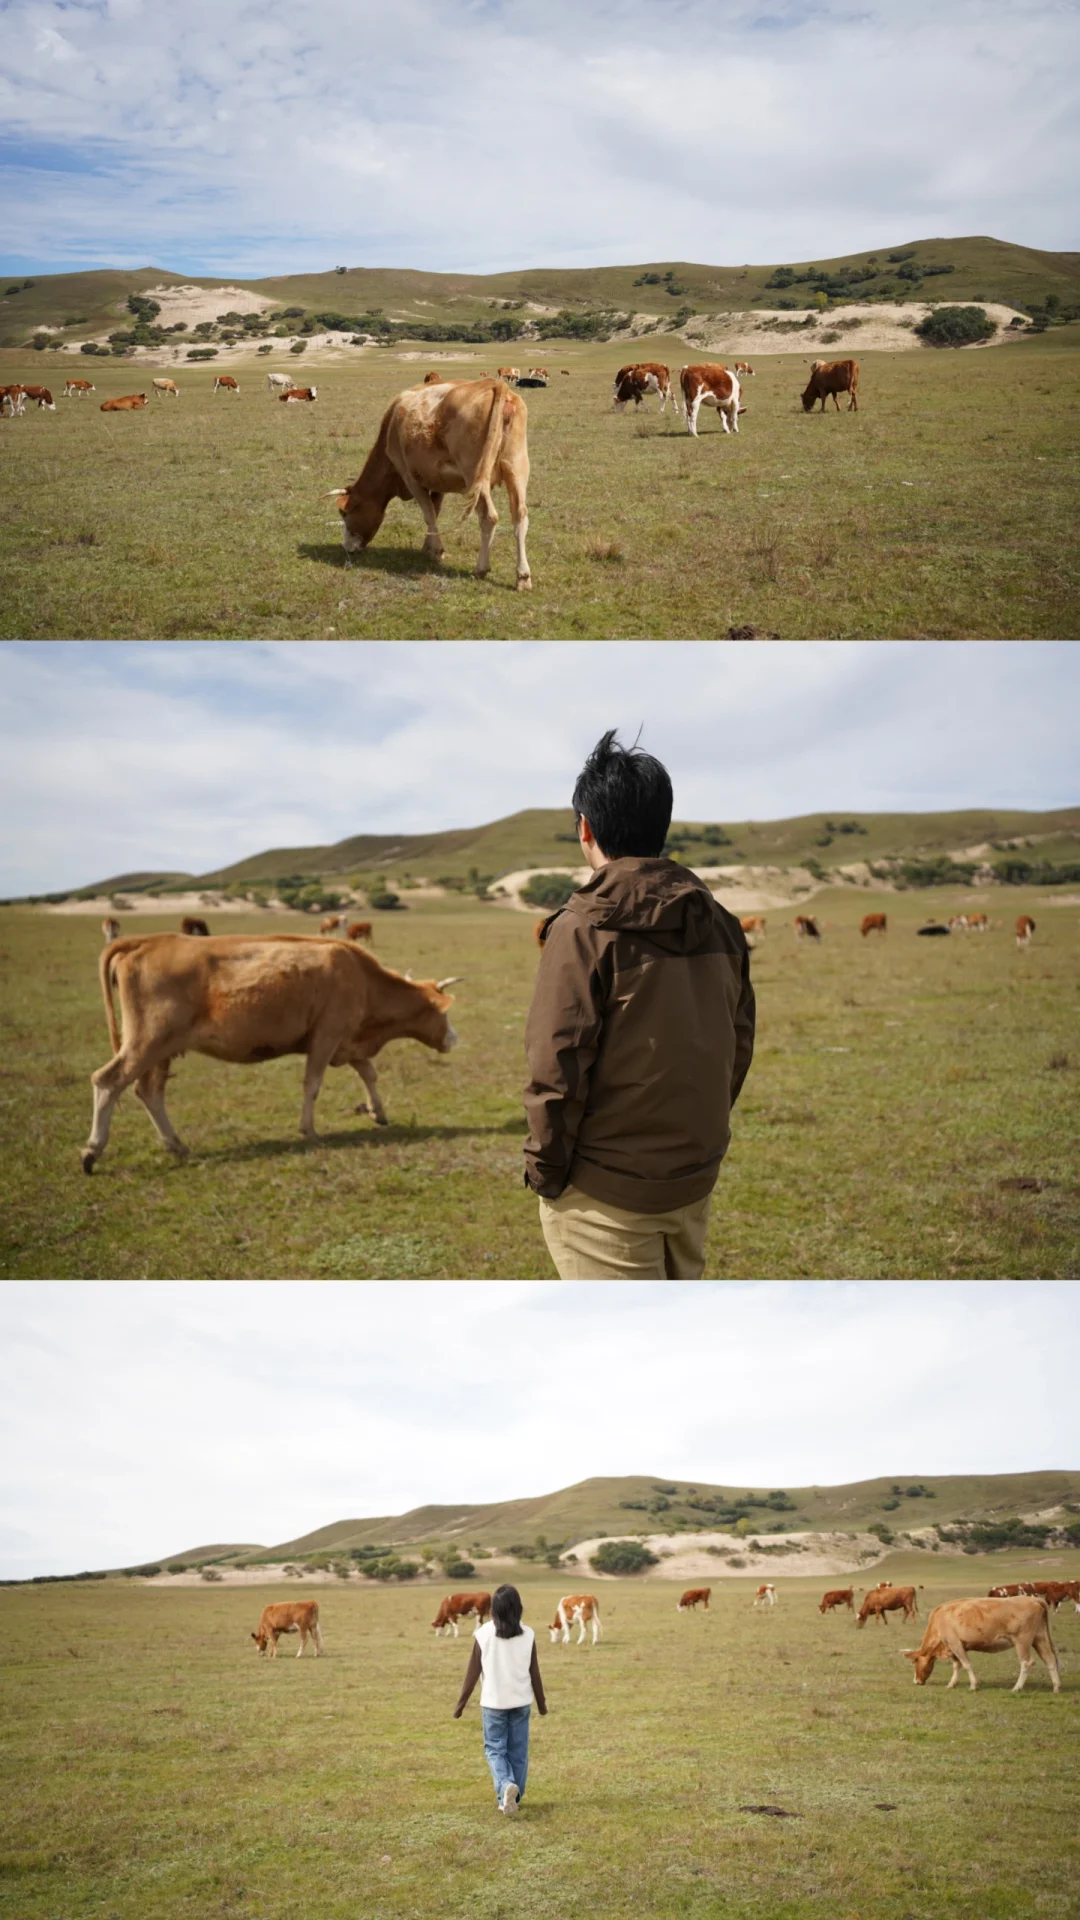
[100,943,122,1054]
[460,382,506,523]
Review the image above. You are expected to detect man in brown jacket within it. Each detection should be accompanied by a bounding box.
[524,730,756,1279]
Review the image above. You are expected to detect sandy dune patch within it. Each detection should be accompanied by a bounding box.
[618,300,1027,360]
[567,1529,902,1582]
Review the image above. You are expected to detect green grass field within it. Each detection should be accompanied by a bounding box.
[2,332,1078,638]
[1,1559,1077,1920]
[1,885,1077,1279]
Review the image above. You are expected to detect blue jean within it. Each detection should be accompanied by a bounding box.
[481,1705,531,1805]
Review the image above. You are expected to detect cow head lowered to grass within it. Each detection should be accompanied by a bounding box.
[81,933,462,1171]
[329,376,531,589]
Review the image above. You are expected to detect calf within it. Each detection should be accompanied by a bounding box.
[753,1584,777,1608]
[904,1596,1059,1692]
[549,1594,602,1645]
[681,363,741,437]
[677,1588,711,1611]
[801,360,859,412]
[857,1585,918,1627]
[431,1592,491,1637]
[252,1600,322,1658]
[819,1588,855,1613]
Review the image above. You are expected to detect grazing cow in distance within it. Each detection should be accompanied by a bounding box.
[903,1596,1059,1692]
[857,1585,918,1627]
[860,913,887,937]
[988,1583,1028,1598]
[948,914,970,932]
[794,915,821,941]
[213,375,240,394]
[496,366,520,382]
[320,915,344,934]
[102,917,121,944]
[100,394,148,411]
[678,1588,711,1611]
[739,915,766,939]
[0,384,27,415]
[966,911,990,931]
[681,364,741,437]
[181,917,210,936]
[152,378,179,399]
[753,1584,777,1608]
[280,386,318,403]
[331,377,531,589]
[734,361,754,377]
[802,360,859,412]
[423,370,443,384]
[1015,914,1036,948]
[63,378,96,398]
[251,1600,322,1658]
[22,386,56,410]
[431,1592,492,1637]
[549,1595,602,1645]
[80,933,460,1170]
[345,921,373,943]
[1028,1580,1080,1611]
[560,369,570,376]
[819,1588,855,1613]
[266,371,293,393]
[613,363,678,414]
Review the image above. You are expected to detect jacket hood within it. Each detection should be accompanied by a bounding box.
[563,857,727,955]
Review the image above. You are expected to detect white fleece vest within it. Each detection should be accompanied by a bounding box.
[475,1619,535,1709]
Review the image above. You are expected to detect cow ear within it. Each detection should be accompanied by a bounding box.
[901,1649,917,1660]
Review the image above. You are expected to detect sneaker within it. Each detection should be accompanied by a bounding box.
[501,1782,519,1816]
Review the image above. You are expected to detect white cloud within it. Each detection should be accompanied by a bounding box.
[1,1280,1076,1578]
[0,640,1076,894]
[1,0,1076,274]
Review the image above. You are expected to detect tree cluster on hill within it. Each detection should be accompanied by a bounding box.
[935,1516,1080,1553]
[764,250,957,308]
[915,305,997,347]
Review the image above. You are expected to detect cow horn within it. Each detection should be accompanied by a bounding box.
[436,976,463,991]
[404,969,413,981]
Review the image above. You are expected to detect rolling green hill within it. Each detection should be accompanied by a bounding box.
[173,1469,1080,1565]
[68,804,1080,899]
[4,236,1079,347]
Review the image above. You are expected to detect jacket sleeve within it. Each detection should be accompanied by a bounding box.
[523,913,608,1199]
[730,945,756,1106]
[452,1640,482,1717]
[529,1641,548,1714]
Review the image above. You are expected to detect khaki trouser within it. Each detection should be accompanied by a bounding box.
[539,1184,711,1279]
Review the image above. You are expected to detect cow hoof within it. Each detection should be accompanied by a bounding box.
[516,575,532,592]
[354,1101,370,1116]
[81,1149,96,1175]
[375,1115,389,1127]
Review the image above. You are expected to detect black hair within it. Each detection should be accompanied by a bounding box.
[572,728,673,860]
[491,1583,524,1638]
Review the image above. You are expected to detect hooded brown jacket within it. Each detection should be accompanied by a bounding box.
[523,858,755,1213]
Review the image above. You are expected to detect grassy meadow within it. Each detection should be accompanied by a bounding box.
[1,1558,1077,1920]
[1,885,1077,1279]
[1,331,1078,638]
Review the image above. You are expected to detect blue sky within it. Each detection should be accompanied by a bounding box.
[2,1281,1076,1578]
[0,641,1076,895]
[1,0,1077,276]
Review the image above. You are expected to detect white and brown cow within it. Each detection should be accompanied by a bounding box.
[213,374,240,395]
[331,377,531,589]
[101,917,121,944]
[752,1583,777,1608]
[549,1594,602,1645]
[152,378,179,399]
[431,1592,492,1637]
[251,1600,323,1658]
[21,385,55,411]
[613,362,678,414]
[681,364,741,437]
[279,385,318,402]
[81,934,460,1169]
[1015,914,1036,948]
[63,378,96,398]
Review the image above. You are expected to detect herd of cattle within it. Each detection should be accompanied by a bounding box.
[3,350,861,586]
[741,910,1037,948]
[252,1573,1076,1692]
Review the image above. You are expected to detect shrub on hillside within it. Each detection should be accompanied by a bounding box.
[915,305,996,348]
[590,1540,659,1575]
[444,1558,475,1580]
[200,1567,223,1581]
[369,890,404,910]
[290,339,308,354]
[521,872,579,909]
[166,1563,187,1574]
[187,348,218,360]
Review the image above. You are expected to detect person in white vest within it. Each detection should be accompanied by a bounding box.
[453,1583,548,1814]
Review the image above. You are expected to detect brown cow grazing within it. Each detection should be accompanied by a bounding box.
[860,913,887,937]
[101,917,121,944]
[152,378,179,399]
[252,1600,323,1658]
[819,1588,855,1613]
[1015,914,1036,948]
[63,377,96,397]
[802,360,859,412]
[345,921,373,943]
[100,394,148,411]
[495,366,520,382]
[681,363,741,437]
[320,915,344,934]
[677,1588,711,1611]
[213,374,240,394]
[431,1592,492,1637]
[279,385,318,403]
[332,377,531,589]
[613,362,678,414]
[988,1583,1028,1598]
[857,1585,918,1627]
[181,916,210,936]
[22,385,56,410]
[1029,1580,1080,1611]
[423,370,443,384]
[966,911,990,931]
[752,1583,777,1608]
[739,914,766,939]
[903,1596,1060,1692]
[549,1595,602,1644]
[794,915,821,941]
[81,934,460,1169]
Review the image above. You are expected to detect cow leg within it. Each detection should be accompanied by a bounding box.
[133,1060,188,1158]
[501,465,531,591]
[1012,1654,1034,1692]
[405,482,445,561]
[83,1049,152,1171]
[299,1028,342,1139]
[473,490,499,581]
[1032,1631,1061,1690]
[686,393,701,437]
[311,1621,323,1656]
[351,1057,389,1126]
